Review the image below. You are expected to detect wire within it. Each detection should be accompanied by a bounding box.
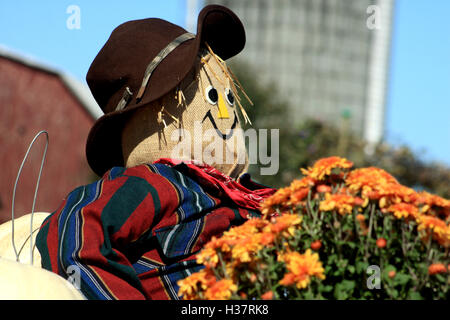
[11,130,49,265]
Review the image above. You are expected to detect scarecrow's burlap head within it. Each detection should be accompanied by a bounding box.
[121,47,251,179]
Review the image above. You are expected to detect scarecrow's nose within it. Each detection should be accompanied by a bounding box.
[217,93,230,119]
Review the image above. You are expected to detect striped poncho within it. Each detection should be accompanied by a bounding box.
[36,159,275,299]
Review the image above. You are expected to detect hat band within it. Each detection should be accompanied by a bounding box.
[135,32,195,103]
[115,86,133,112]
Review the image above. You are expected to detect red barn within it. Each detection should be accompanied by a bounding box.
[0,46,102,224]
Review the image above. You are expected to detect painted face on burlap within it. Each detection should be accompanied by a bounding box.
[121,50,249,179]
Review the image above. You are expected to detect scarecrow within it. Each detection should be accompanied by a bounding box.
[35,5,276,300]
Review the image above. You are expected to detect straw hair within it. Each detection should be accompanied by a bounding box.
[202,43,253,125]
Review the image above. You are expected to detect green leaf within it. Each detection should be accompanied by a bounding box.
[341,280,356,291]
[393,273,410,286]
[338,259,349,269]
[356,261,368,274]
[407,291,423,300]
[334,280,356,300]
[434,274,446,283]
[333,269,343,277]
[394,257,403,264]
[347,265,355,274]
[304,291,315,299]
[328,254,338,265]
[389,289,399,299]
[320,285,334,293]
[345,242,356,249]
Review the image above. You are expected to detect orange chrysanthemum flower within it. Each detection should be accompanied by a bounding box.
[279,272,296,286]
[259,232,276,246]
[196,213,302,272]
[231,236,264,263]
[417,215,450,247]
[261,177,315,215]
[288,177,315,205]
[347,167,398,188]
[346,167,397,197]
[301,156,353,181]
[416,191,450,209]
[196,246,220,268]
[278,249,325,289]
[290,176,316,191]
[415,191,450,218]
[369,184,418,207]
[197,218,270,267]
[319,193,362,215]
[386,202,419,220]
[260,187,292,214]
[289,187,310,205]
[261,290,274,300]
[346,167,419,208]
[204,279,237,300]
[317,184,332,193]
[178,269,216,300]
[428,263,447,275]
[265,213,302,237]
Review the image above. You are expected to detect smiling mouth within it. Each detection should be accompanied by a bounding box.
[202,110,238,140]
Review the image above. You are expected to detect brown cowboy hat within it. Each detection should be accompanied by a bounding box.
[85,5,245,177]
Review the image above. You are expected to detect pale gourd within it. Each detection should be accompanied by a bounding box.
[0,212,85,300]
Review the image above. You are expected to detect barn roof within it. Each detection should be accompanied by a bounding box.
[0,45,103,120]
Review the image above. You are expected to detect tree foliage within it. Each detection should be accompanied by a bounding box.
[231,61,450,198]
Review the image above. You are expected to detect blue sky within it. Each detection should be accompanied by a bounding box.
[0,0,449,166]
[387,0,450,165]
[0,1,186,81]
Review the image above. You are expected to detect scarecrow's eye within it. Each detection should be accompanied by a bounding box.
[205,85,218,105]
[225,88,234,106]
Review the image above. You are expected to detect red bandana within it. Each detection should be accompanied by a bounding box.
[154,158,277,211]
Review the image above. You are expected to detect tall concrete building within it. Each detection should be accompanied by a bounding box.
[199,0,394,145]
